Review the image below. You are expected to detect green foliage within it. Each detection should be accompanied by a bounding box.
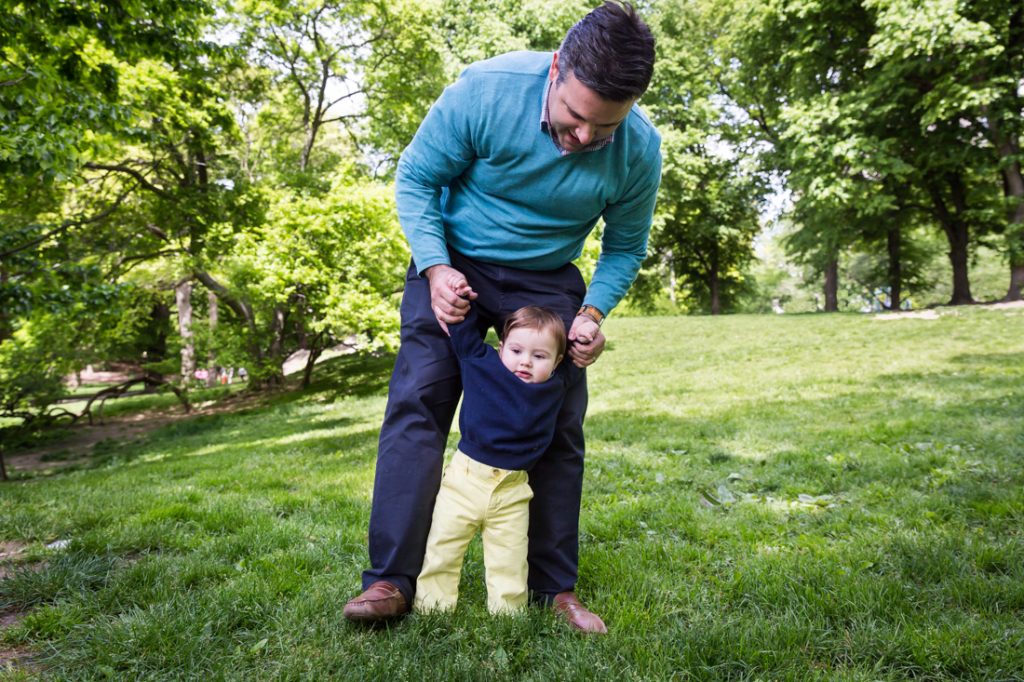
[0,0,217,181]
[0,319,72,420]
[641,0,767,314]
[212,178,407,370]
[718,0,1021,302]
[0,281,159,420]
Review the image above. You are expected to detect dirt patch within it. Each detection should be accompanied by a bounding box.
[0,610,25,629]
[0,640,37,675]
[873,309,941,321]
[0,541,46,581]
[0,606,34,671]
[3,389,272,476]
[873,300,1024,321]
[0,541,28,563]
[986,300,1024,311]
[0,541,31,580]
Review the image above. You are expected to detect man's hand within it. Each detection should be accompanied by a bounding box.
[425,264,478,334]
[567,314,605,368]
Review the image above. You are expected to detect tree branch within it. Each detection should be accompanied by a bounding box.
[84,162,174,200]
[0,73,29,88]
[0,190,132,259]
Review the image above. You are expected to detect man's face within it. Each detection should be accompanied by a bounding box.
[499,326,562,383]
[547,52,636,153]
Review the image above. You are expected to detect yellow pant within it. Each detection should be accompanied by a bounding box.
[414,450,534,614]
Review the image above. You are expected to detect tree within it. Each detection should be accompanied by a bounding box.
[640,0,766,314]
[865,0,1024,300]
[717,0,1010,307]
[651,131,763,314]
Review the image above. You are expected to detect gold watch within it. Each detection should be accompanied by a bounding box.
[576,304,605,327]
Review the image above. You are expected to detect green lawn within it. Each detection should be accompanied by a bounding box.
[1,307,1022,680]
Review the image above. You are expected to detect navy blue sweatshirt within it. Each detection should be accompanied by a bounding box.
[449,307,581,471]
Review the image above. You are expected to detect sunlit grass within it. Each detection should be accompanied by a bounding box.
[1,307,1021,680]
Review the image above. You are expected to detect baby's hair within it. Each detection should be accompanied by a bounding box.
[502,306,567,358]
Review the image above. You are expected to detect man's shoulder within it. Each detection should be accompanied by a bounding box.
[459,51,552,82]
[624,104,662,157]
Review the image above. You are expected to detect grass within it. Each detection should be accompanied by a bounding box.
[1,306,1022,680]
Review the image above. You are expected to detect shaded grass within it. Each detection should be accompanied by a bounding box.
[0,307,1022,680]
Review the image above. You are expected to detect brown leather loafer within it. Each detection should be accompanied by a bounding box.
[343,581,409,622]
[553,591,608,634]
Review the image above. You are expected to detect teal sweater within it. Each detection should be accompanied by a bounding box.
[395,51,662,315]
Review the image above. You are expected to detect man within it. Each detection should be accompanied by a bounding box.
[343,1,661,634]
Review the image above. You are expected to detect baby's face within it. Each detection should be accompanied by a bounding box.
[499,327,562,383]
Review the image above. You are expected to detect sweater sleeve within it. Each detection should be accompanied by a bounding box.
[584,128,663,315]
[447,305,487,360]
[395,73,478,276]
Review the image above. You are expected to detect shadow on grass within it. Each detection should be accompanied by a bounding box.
[950,351,1024,366]
[297,352,395,401]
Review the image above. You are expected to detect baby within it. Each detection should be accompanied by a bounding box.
[414,274,584,614]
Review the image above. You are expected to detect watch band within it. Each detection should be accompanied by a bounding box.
[576,304,605,326]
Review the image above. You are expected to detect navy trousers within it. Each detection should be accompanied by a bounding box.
[362,250,588,603]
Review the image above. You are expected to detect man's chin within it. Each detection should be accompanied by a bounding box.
[556,132,581,151]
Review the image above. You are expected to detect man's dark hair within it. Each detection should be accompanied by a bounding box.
[557,1,655,102]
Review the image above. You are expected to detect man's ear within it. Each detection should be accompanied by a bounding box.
[550,51,560,82]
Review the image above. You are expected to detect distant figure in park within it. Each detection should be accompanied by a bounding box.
[343,1,661,634]
[238,367,248,382]
[415,274,584,616]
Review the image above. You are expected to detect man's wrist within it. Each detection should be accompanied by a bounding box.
[423,263,451,280]
[576,304,605,327]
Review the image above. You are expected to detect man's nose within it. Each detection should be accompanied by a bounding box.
[576,124,594,145]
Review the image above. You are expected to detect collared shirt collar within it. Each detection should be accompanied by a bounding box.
[540,76,615,156]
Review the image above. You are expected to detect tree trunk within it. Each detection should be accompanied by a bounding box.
[192,269,266,379]
[206,291,219,387]
[269,306,286,360]
[144,302,170,383]
[824,258,839,312]
[928,176,974,305]
[981,103,1024,301]
[887,226,902,310]
[712,270,720,315]
[709,244,721,315]
[176,279,195,386]
[665,250,677,305]
[1008,264,1024,302]
[945,228,973,305]
[1000,157,1024,301]
[0,262,10,342]
[301,331,325,389]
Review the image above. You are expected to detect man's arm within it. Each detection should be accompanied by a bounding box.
[568,128,662,367]
[395,76,477,277]
[584,129,663,316]
[395,75,481,327]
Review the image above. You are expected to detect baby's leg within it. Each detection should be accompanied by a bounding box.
[414,455,483,613]
[482,472,533,614]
